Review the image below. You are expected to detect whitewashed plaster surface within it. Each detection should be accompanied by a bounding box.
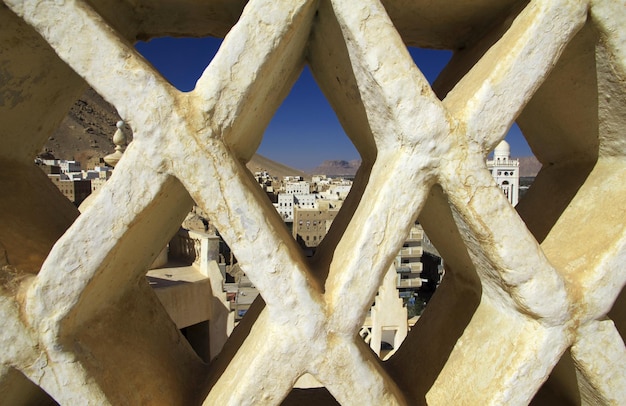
[0,0,625,405]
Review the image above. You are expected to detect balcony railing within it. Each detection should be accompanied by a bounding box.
[400,246,423,257]
[397,278,422,288]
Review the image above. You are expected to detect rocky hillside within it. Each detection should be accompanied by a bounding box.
[44,87,120,167]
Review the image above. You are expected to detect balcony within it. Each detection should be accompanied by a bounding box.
[397,278,422,289]
[397,262,423,274]
[400,246,423,257]
[404,235,422,243]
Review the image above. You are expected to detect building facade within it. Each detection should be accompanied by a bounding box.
[292,206,339,250]
[487,140,520,206]
[47,174,92,206]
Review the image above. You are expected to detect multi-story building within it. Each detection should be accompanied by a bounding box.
[48,174,92,206]
[82,166,112,180]
[395,224,424,291]
[292,206,339,251]
[89,170,112,193]
[487,140,520,206]
[295,193,317,209]
[285,180,310,195]
[277,193,295,221]
[276,181,317,222]
[393,222,443,301]
[253,171,276,195]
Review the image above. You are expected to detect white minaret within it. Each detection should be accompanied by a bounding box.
[487,140,520,206]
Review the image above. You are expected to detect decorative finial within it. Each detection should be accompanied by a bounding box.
[104,120,127,167]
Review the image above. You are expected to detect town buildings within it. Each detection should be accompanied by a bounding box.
[47,174,92,206]
[36,158,113,206]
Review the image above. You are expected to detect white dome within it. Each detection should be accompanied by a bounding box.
[494,140,510,158]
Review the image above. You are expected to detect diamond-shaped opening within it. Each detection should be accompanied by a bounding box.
[384,184,482,398]
[359,220,444,361]
[410,46,540,212]
[131,34,365,360]
[253,65,362,258]
[41,88,131,211]
[515,19,600,245]
[132,35,342,363]
[349,47,451,361]
[131,38,355,364]
[38,69,221,369]
[258,65,360,173]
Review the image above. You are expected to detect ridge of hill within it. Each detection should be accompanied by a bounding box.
[44,88,306,178]
[246,154,308,180]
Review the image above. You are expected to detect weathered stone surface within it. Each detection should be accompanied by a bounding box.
[0,0,624,405]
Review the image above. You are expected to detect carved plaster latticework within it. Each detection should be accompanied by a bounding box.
[0,0,625,404]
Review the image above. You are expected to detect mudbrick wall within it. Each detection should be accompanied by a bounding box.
[0,0,625,404]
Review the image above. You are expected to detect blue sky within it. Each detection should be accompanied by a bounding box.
[136,36,531,170]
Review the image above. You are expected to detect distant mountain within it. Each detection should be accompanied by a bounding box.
[311,159,361,177]
[310,156,542,178]
[517,156,542,177]
[246,154,308,180]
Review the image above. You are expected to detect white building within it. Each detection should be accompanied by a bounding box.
[41,159,82,173]
[276,192,318,221]
[487,140,520,206]
[277,193,295,221]
[285,181,310,195]
[295,194,317,209]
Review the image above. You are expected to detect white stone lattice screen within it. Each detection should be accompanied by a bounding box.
[1,0,625,404]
